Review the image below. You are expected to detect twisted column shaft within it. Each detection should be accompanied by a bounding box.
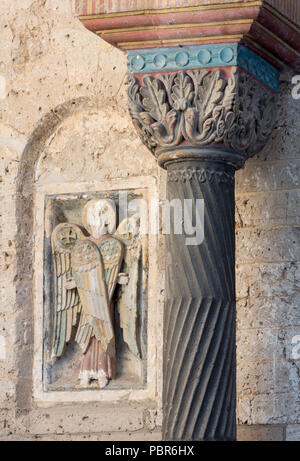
[163,158,236,441]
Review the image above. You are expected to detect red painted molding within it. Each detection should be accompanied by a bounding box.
[76,1,300,70]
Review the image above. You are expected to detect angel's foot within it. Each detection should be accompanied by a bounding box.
[98,369,108,389]
[79,369,109,388]
[79,370,91,387]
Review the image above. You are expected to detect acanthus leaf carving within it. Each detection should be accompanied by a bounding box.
[128,67,277,166]
[140,76,169,122]
[171,72,194,111]
[197,70,225,124]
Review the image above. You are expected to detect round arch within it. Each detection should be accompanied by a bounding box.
[15,97,98,412]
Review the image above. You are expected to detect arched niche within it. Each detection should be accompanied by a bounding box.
[15,98,161,411]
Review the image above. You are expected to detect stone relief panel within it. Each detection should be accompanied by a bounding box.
[43,189,149,392]
[30,107,160,406]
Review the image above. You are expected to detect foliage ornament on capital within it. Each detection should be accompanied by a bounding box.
[128,68,277,167]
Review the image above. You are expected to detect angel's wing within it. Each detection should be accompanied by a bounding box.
[98,236,124,301]
[116,216,142,358]
[71,239,115,355]
[51,223,84,358]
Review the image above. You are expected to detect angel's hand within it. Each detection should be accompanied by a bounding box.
[118,273,129,285]
[65,278,76,290]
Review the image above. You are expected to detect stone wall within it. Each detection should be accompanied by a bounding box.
[235,80,300,441]
[0,0,299,441]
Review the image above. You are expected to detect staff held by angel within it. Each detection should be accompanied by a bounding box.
[51,198,142,388]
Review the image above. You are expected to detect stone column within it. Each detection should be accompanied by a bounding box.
[163,157,236,440]
[128,64,277,441]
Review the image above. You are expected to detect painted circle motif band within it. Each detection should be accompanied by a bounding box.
[127,43,279,92]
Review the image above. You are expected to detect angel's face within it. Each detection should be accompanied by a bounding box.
[83,199,116,238]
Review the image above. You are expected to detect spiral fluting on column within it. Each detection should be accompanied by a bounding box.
[163,159,236,441]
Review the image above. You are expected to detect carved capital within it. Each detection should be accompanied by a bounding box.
[128,67,277,169]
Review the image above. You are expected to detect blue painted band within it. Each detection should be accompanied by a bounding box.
[127,43,279,92]
[237,45,279,92]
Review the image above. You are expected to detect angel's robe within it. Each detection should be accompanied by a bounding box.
[80,233,117,381]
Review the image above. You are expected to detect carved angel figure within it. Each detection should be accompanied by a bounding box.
[51,199,142,388]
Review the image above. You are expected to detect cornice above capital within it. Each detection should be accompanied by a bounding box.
[128,67,277,169]
[76,0,300,71]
